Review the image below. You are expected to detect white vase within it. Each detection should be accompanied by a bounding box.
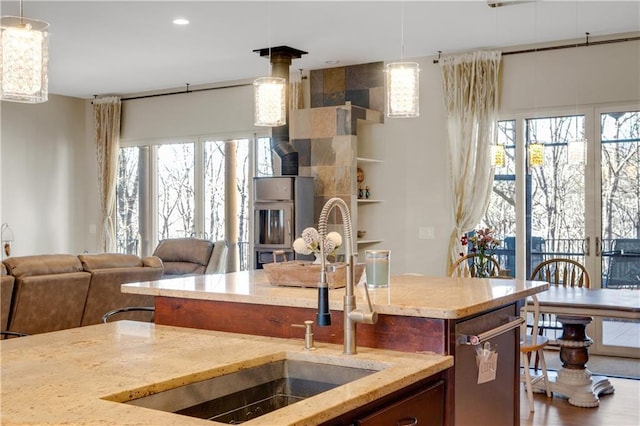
[313,253,329,265]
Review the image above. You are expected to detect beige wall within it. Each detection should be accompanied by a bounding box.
[1,37,639,275]
[0,95,94,256]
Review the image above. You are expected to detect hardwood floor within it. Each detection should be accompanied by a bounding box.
[519,376,640,426]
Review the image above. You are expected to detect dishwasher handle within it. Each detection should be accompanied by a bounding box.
[458,317,524,346]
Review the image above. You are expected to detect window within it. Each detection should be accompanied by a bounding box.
[157,142,195,239]
[116,146,145,256]
[116,135,273,271]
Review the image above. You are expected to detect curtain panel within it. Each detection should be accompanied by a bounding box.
[440,51,502,272]
[93,96,121,253]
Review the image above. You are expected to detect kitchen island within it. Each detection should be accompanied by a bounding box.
[0,321,452,425]
[123,271,549,425]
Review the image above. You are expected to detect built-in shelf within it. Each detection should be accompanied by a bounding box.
[357,239,383,245]
[356,157,383,164]
[356,154,383,252]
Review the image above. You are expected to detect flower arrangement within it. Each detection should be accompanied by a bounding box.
[293,227,342,262]
[461,227,501,278]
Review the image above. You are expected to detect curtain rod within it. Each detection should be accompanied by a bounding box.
[99,82,253,102]
[432,34,640,64]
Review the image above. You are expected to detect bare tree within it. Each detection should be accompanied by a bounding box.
[601,112,640,240]
[205,140,225,241]
[157,143,195,239]
[116,147,139,254]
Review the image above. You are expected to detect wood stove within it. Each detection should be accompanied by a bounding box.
[253,176,314,269]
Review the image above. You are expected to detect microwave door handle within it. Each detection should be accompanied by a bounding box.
[287,219,292,238]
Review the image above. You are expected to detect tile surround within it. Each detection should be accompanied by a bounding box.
[293,61,384,225]
[291,103,381,226]
[311,62,383,110]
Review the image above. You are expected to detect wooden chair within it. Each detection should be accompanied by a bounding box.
[520,294,552,412]
[529,258,590,337]
[449,254,501,278]
[530,258,590,289]
[529,258,590,368]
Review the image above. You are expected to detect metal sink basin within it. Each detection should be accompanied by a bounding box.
[119,357,380,424]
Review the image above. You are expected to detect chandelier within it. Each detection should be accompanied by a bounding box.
[0,0,49,103]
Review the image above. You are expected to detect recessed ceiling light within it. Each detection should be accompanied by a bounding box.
[325,60,340,65]
[173,18,189,25]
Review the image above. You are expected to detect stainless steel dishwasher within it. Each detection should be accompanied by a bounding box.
[455,304,523,425]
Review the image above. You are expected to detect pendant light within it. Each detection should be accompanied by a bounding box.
[385,2,419,118]
[566,5,587,165]
[254,74,286,127]
[253,5,286,127]
[0,0,49,103]
[253,46,306,129]
[567,138,586,165]
[528,141,544,168]
[491,144,506,168]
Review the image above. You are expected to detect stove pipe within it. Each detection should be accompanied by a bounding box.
[254,46,307,175]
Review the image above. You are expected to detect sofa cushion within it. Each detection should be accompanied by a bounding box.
[4,254,83,278]
[142,256,163,269]
[9,271,91,334]
[78,253,143,271]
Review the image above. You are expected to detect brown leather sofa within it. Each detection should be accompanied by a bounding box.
[78,253,163,325]
[2,253,163,335]
[3,254,92,335]
[1,263,15,333]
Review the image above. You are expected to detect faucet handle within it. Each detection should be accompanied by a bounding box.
[291,320,316,351]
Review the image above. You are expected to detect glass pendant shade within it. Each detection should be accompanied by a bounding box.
[0,16,49,103]
[254,76,286,127]
[491,144,505,167]
[528,142,544,167]
[567,138,587,165]
[385,62,419,118]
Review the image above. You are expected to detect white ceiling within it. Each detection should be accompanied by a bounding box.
[2,0,639,99]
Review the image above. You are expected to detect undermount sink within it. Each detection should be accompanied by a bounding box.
[109,355,382,424]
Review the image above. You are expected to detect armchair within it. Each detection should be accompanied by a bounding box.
[153,238,227,277]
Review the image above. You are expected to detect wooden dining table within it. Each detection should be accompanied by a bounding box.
[531,286,640,407]
[535,286,640,319]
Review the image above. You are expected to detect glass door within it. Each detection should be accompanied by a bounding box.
[599,109,640,289]
[526,114,587,275]
[594,107,640,357]
[485,108,640,357]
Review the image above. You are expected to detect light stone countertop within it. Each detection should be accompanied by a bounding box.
[123,270,549,319]
[0,321,452,425]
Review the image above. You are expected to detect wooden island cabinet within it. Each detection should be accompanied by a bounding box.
[327,376,446,426]
[124,271,549,425]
